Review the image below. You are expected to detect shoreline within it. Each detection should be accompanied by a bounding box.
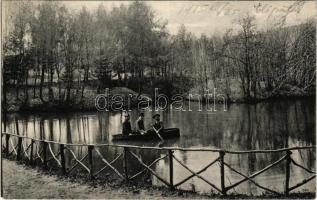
[2,91,315,114]
[2,159,315,199]
[1,159,205,199]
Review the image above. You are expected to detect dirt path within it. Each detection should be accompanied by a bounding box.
[2,159,205,199]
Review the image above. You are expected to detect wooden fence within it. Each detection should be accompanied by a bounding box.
[1,132,315,196]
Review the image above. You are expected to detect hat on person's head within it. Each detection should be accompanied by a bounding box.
[152,114,160,119]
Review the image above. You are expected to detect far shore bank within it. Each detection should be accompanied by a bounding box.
[2,85,315,113]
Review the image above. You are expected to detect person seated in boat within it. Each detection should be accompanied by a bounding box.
[152,114,164,141]
[152,114,164,132]
[135,112,146,135]
[122,113,132,136]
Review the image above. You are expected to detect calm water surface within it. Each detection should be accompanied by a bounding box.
[2,98,315,195]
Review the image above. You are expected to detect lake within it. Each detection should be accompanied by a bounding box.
[2,98,315,195]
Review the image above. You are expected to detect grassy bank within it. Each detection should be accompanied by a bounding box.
[2,159,315,199]
[186,79,315,103]
[2,79,314,113]
[3,86,151,112]
[2,159,207,199]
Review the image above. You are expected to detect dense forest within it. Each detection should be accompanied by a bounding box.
[2,1,316,111]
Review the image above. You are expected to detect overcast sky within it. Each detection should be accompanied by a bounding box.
[3,1,316,37]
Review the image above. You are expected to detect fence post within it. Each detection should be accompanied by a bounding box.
[219,151,226,195]
[60,144,66,174]
[30,139,34,165]
[42,141,48,169]
[88,145,94,180]
[123,147,129,182]
[5,134,10,157]
[16,137,22,161]
[168,150,174,190]
[285,150,292,196]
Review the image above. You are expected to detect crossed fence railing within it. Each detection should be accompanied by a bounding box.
[1,132,315,196]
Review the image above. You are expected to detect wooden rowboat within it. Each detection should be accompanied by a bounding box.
[112,128,180,141]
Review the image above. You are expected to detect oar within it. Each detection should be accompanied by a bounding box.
[153,126,164,142]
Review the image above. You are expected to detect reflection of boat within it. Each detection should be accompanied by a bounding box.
[112,128,180,141]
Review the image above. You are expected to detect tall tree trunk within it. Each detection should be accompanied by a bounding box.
[24,69,29,103]
[39,64,46,103]
[3,78,7,112]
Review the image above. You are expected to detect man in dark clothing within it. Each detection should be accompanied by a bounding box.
[136,112,146,134]
[152,114,164,141]
[122,113,132,136]
[152,113,164,131]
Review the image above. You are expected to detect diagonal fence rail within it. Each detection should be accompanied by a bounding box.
[1,132,315,196]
